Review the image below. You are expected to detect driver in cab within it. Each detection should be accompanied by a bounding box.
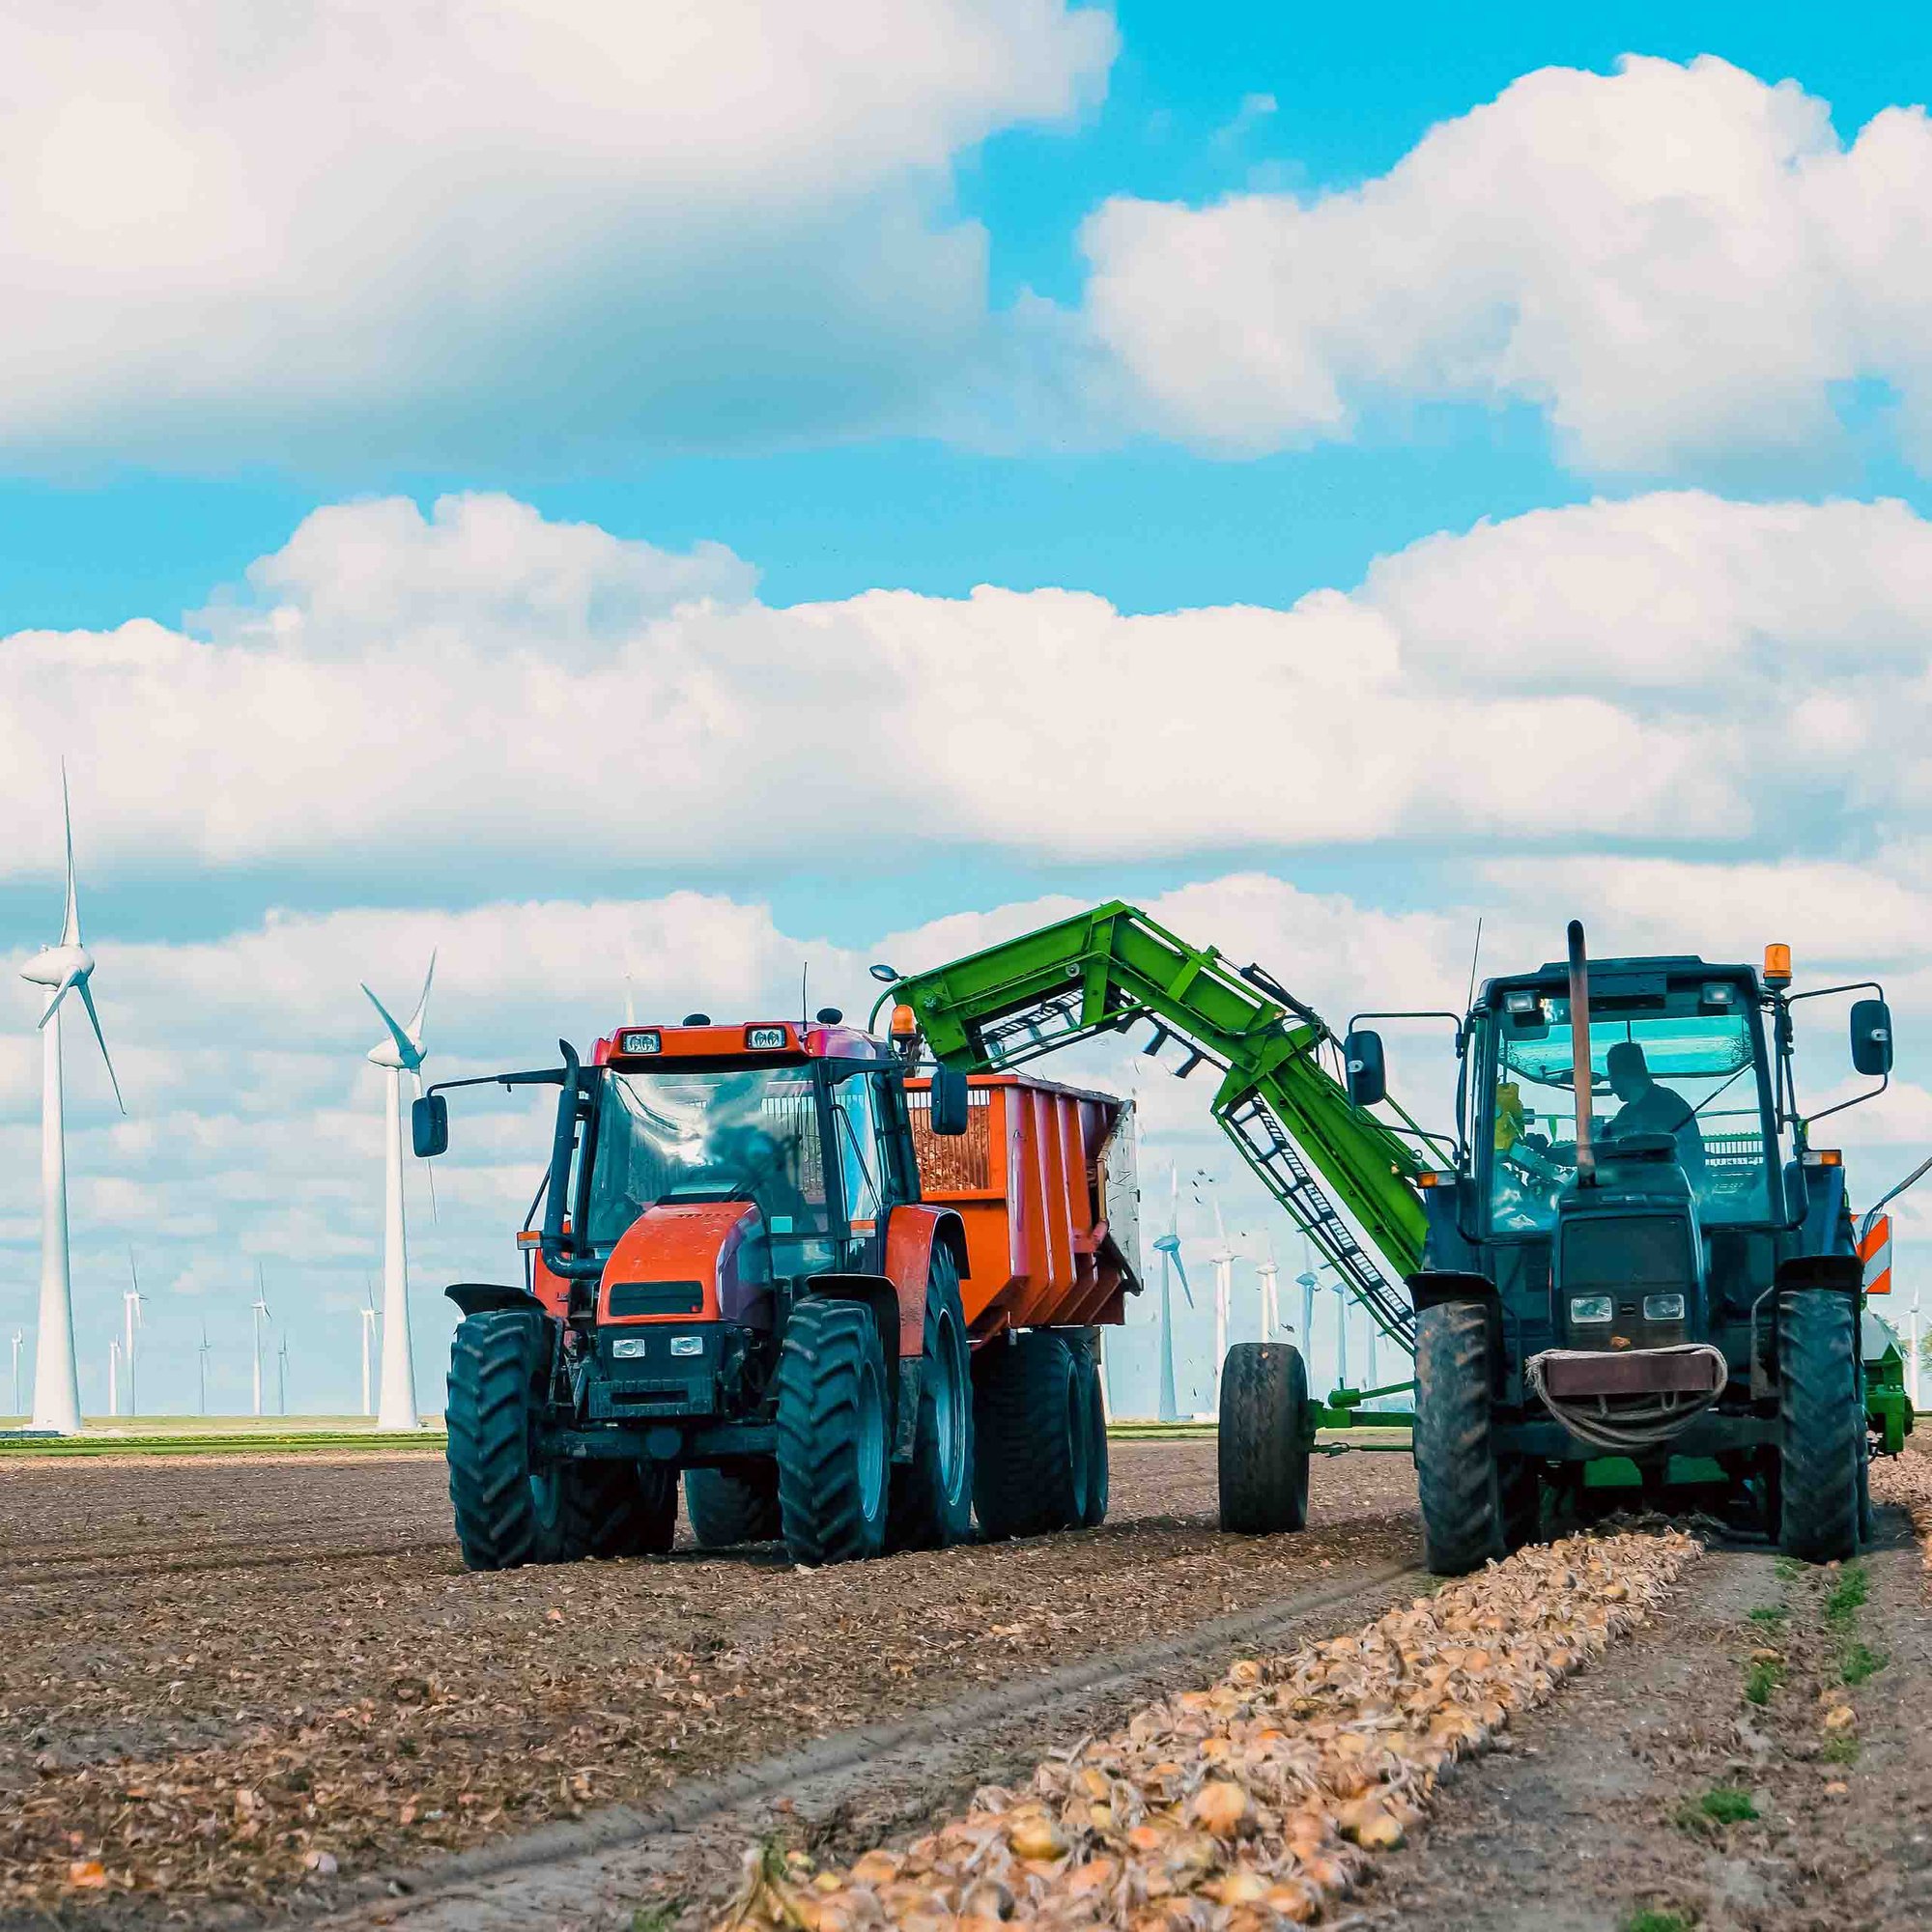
[1600,1040,1705,1181]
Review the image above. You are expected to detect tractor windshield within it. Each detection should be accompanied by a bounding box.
[585,1065,829,1247]
[1485,986,1774,1234]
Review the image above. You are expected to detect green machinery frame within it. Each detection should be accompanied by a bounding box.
[891,899,1427,1430]
[891,898,1917,1451]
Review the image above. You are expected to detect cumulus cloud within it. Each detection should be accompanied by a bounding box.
[0,1,1114,467]
[1079,55,1932,475]
[14,485,1932,893]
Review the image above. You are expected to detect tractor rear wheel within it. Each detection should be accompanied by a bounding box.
[1072,1335,1110,1528]
[1414,1299,1503,1576]
[446,1309,570,1571]
[886,1251,976,1551]
[1218,1341,1311,1533]
[973,1330,1085,1538]
[775,1298,891,1565]
[685,1465,781,1548]
[1778,1288,1861,1563]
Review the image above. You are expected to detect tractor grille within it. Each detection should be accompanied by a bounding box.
[608,1280,704,1318]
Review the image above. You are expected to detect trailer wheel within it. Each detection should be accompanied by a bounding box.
[775,1298,891,1565]
[1778,1288,1861,1563]
[567,1461,679,1558]
[685,1466,781,1548]
[446,1309,570,1571]
[1414,1300,1503,1576]
[973,1331,1085,1538]
[1218,1342,1311,1534]
[887,1251,976,1551]
[1072,1336,1110,1528]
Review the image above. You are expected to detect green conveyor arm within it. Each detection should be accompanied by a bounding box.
[894,900,1430,1353]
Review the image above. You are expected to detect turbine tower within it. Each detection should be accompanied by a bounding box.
[108,1337,121,1417]
[362,953,436,1432]
[1149,1169,1195,1423]
[1295,1268,1319,1368]
[122,1252,147,1419]
[1256,1236,1280,1344]
[20,768,125,1435]
[276,1334,290,1416]
[359,1282,379,1419]
[197,1321,213,1417]
[11,1330,23,1416]
[1208,1199,1235,1408]
[250,1272,270,1418]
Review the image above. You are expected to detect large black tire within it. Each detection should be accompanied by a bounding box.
[685,1465,781,1548]
[446,1309,570,1571]
[886,1252,976,1551]
[1072,1335,1110,1528]
[775,1298,891,1565]
[1414,1300,1503,1576]
[568,1461,679,1558]
[1778,1288,1861,1563]
[1218,1342,1310,1534]
[973,1331,1085,1539]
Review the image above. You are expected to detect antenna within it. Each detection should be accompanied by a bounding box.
[1463,915,1484,1015]
[800,962,810,1028]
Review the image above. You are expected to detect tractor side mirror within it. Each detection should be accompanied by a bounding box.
[1343,1030,1386,1108]
[1851,999,1893,1078]
[412,1094,449,1158]
[928,1065,971,1136]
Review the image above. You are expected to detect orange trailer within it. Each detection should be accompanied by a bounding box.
[907,1072,1140,1336]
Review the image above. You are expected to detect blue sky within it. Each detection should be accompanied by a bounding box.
[5,3,1932,1417]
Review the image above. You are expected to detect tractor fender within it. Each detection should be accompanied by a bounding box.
[445,1282,550,1319]
[883,1205,969,1357]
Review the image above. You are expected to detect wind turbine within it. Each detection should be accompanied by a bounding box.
[1295,1266,1320,1369]
[197,1321,213,1417]
[1256,1236,1280,1344]
[123,1251,147,1418]
[359,1281,379,1419]
[362,952,435,1432]
[1208,1198,1235,1409]
[20,768,125,1435]
[276,1334,290,1417]
[1150,1169,1195,1422]
[11,1330,23,1416]
[250,1271,270,1419]
[108,1337,122,1417]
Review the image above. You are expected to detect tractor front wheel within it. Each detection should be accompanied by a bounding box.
[1218,1341,1311,1534]
[1414,1299,1503,1576]
[446,1309,568,1571]
[775,1298,891,1565]
[567,1461,678,1559]
[887,1251,976,1551]
[1778,1288,1861,1563]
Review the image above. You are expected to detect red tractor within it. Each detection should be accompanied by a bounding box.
[413,1004,1139,1567]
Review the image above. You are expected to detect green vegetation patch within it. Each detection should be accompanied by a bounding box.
[1743,1657,1785,1705]
[1682,1787,1758,1829]
[1824,1564,1869,1627]
[1822,1735,1861,1766]
[1623,1911,1694,1932]
[1746,1605,1787,1628]
[1840,1641,1887,1686]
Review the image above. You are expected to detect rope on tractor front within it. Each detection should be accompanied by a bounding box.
[1523,1344,1732,1453]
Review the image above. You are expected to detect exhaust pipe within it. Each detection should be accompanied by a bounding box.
[1566,920,1596,1187]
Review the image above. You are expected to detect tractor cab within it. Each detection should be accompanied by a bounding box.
[1472,957,1781,1358]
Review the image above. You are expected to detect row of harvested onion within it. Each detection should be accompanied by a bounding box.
[721,1529,1699,1932]
[1872,1453,1932,1575]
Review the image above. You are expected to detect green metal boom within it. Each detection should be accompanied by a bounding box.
[893,900,1430,1358]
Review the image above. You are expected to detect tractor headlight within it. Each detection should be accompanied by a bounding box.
[611,1336,648,1360]
[668,1335,704,1358]
[1568,1294,1614,1325]
[1642,1293,1687,1321]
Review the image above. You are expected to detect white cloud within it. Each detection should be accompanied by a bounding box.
[21,484,1932,891]
[0,1,1115,466]
[1079,55,1932,475]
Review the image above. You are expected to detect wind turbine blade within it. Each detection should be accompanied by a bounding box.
[75,977,126,1114]
[407,950,437,1041]
[36,971,79,1029]
[1172,1252,1196,1308]
[361,983,421,1067]
[60,760,81,947]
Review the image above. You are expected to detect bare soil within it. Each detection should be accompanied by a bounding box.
[0,1439,1419,1927]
